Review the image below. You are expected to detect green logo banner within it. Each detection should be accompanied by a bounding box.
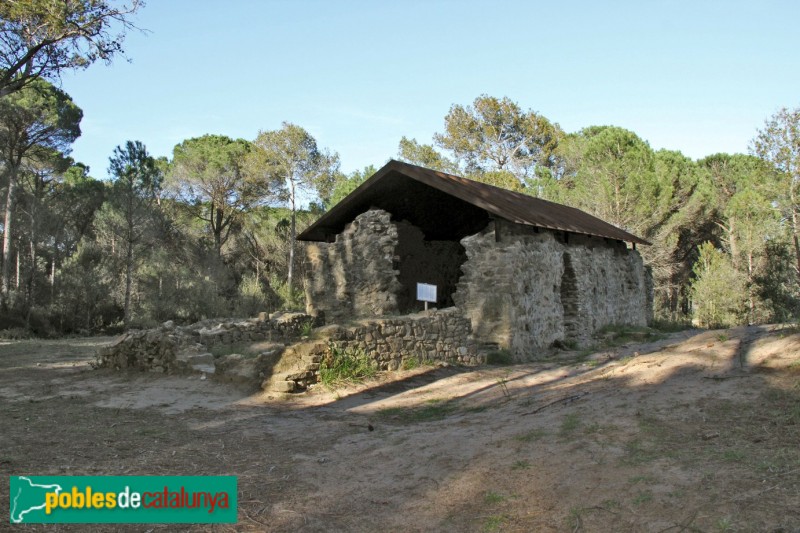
[9,476,237,524]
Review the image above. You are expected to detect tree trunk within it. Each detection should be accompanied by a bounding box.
[213,204,223,256]
[50,256,55,303]
[124,189,134,327]
[287,181,297,301]
[26,227,35,325]
[26,194,37,312]
[1,169,18,307]
[747,251,755,324]
[792,207,800,285]
[728,217,739,270]
[124,238,133,326]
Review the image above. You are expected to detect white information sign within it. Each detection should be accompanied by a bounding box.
[416,283,437,303]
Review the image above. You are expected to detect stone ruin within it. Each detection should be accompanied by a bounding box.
[304,209,652,359]
[95,308,481,393]
[94,312,312,378]
[96,161,654,389]
[299,160,653,361]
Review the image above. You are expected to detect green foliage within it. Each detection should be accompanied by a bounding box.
[486,349,514,365]
[401,356,420,370]
[650,319,693,332]
[326,165,376,209]
[0,0,144,96]
[434,95,561,187]
[250,122,340,296]
[50,240,122,332]
[251,122,340,207]
[101,140,163,325]
[319,345,378,386]
[632,490,653,506]
[235,273,269,317]
[377,398,458,422]
[752,106,800,292]
[298,318,315,337]
[483,491,505,504]
[755,240,800,321]
[268,274,304,311]
[691,242,748,328]
[3,92,800,338]
[0,77,84,308]
[483,514,507,532]
[397,137,456,173]
[558,126,659,235]
[169,134,258,255]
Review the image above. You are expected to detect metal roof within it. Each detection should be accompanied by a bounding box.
[298,160,650,245]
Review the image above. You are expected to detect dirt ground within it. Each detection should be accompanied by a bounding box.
[0,326,799,532]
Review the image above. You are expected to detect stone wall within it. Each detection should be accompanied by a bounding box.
[453,220,651,358]
[562,233,650,340]
[263,308,481,393]
[323,307,481,369]
[305,210,469,320]
[95,307,480,393]
[95,312,313,372]
[304,209,402,322]
[304,209,652,362]
[94,329,180,373]
[452,221,566,353]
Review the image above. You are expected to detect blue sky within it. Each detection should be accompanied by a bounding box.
[60,0,800,179]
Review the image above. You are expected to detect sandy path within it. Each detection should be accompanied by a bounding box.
[0,326,798,531]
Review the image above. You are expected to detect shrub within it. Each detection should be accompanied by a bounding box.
[401,356,421,370]
[690,242,747,328]
[486,349,514,365]
[236,273,269,317]
[319,345,378,386]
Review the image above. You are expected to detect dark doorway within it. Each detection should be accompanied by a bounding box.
[394,219,467,313]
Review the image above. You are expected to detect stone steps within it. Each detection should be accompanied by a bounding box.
[261,340,330,394]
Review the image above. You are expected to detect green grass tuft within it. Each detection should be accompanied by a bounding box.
[515,428,548,442]
[299,319,315,337]
[401,356,421,370]
[511,460,531,470]
[484,491,506,504]
[377,398,458,422]
[559,413,581,436]
[319,345,378,386]
[632,490,653,506]
[486,349,514,365]
[483,514,507,532]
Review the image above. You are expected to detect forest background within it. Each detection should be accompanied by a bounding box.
[1,1,798,336]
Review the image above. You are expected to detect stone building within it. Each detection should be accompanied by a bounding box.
[299,160,652,359]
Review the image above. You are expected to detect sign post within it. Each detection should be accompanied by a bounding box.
[416,283,437,311]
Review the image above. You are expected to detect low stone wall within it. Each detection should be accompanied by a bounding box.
[170,312,313,350]
[323,307,481,370]
[95,312,314,372]
[94,329,180,373]
[96,308,482,394]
